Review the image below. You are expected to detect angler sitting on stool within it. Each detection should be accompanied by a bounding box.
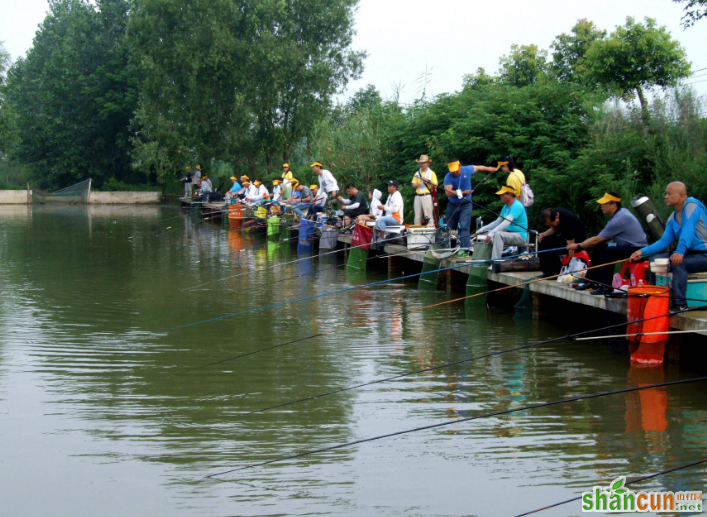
[630,182,707,311]
[473,186,529,262]
[568,192,648,296]
[375,180,404,240]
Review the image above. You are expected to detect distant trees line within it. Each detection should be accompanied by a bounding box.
[0,1,704,232]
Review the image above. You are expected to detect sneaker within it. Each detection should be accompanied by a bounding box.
[456,250,470,258]
[674,305,688,312]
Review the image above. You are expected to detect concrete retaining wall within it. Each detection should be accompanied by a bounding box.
[0,190,161,204]
[89,191,161,204]
[0,190,31,204]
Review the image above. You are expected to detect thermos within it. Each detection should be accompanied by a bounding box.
[631,196,665,241]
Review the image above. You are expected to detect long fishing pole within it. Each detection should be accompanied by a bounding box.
[172,257,630,375]
[163,247,567,332]
[242,304,707,415]
[512,458,707,517]
[205,376,707,478]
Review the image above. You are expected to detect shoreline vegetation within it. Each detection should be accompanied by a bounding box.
[0,2,704,233]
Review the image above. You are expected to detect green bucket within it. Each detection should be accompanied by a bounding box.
[267,217,281,240]
[466,241,492,308]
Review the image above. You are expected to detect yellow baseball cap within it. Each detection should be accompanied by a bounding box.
[273,179,282,185]
[447,160,460,173]
[310,185,318,190]
[310,161,323,167]
[240,175,249,181]
[597,193,621,204]
[495,160,509,171]
[230,176,237,180]
[242,181,251,186]
[283,163,289,168]
[254,180,262,186]
[496,186,516,195]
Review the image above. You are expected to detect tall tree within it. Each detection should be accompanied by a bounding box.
[0,42,17,153]
[550,19,606,85]
[498,44,549,87]
[673,0,707,28]
[584,17,691,110]
[129,0,364,179]
[6,0,138,188]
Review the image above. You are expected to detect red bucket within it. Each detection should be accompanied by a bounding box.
[627,285,670,366]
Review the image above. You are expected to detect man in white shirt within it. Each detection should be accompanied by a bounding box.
[271,179,283,202]
[308,185,328,220]
[311,161,339,199]
[252,180,270,204]
[375,180,404,239]
[243,181,259,203]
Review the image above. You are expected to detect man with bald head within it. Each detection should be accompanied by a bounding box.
[631,182,707,310]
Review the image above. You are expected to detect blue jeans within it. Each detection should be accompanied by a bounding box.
[375,216,399,233]
[293,202,311,218]
[652,252,707,306]
[446,201,472,250]
[309,204,325,217]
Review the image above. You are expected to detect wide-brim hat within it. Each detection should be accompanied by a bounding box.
[415,154,432,164]
[597,193,621,204]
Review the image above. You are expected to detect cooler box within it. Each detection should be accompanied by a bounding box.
[407,226,436,250]
[687,276,707,307]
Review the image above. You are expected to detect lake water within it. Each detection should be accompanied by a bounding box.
[1,205,705,517]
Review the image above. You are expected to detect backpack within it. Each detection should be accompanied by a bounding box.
[512,172,534,208]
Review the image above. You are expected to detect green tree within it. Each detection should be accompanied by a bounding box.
[584,17,691,109]
[498,44,549,87]
[674,0,707,28]
[0,42,17,154]
[6,0,138,189]
[550,19,606,84]
[129,0,364,180]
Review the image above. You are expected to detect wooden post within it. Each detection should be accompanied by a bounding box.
[27,183,31,204]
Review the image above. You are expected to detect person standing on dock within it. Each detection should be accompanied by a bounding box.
[312,162,339,200]
[193,165,202,191]
[630,182,707,310]
[474,186,528,261]
[411,155,437,227]
[180,166,193,199]
[443,159,497,257]
[568,192,648,296]
[338,184,369,227]
[498,156,525,199]
[308,185,328,219]
[537,208,587,278]
[282,164,294,194]
[375,180,404,240]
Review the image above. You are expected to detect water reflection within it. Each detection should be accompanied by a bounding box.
[0,206,706,516]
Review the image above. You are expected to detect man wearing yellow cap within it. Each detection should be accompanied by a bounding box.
[251,180,270,204]
[311,161,339,199]
[225,176,242,202]
[444,159,498,256]
[271,179,283,203]
[475,186,529,260]
[411,154,437,226]
[568,191,648,295]
[309,184,328,220]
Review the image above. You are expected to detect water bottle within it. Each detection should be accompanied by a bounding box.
[476,216,483,231]
[630,273,636,286]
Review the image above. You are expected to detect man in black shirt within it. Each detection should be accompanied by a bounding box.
[537,208,587,277]
[338,184,370,226]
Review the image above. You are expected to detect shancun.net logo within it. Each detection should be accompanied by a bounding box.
[582,476,703,513]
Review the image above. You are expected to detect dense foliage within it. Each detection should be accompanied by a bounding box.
[2,5,704,228]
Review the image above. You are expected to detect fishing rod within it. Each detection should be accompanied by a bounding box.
[163,247,568,332]
[205,376,707,478]
[470,199,537,235]
[181,232,414,292]
[192,246,424,294]
[171,256,629,375]
[513,458,707,517]
[242,304,707,415]
[575,329,706,340]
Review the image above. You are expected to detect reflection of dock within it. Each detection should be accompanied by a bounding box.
[336,234,707,335]
[180,198,227,220]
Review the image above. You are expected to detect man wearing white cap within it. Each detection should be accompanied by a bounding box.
[411,154,437,226]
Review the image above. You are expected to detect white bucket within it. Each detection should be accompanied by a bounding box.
[651,257,669,275]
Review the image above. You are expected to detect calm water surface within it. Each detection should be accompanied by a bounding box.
[1,205,706,517]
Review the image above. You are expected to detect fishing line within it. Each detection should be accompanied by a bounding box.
[162,248,567,332]
[172,257,629,375]
[512,458,707,517]
[181,233,414,292]
[243,304,707,415]
[205,376,707,478]
[471,200,537,235]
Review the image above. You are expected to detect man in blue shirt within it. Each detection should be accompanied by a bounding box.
[444,159,497,256]
[475,186,529,260]
[630,182,707,310]
[568,192,648,295]
[225,176,241,202]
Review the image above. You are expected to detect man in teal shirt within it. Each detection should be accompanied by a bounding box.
[474,186,528,260]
